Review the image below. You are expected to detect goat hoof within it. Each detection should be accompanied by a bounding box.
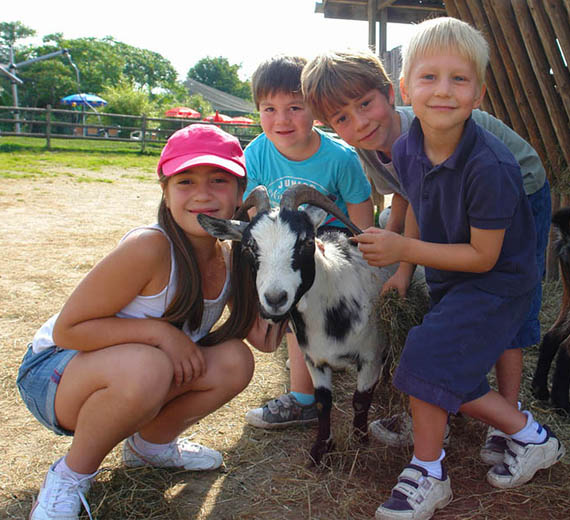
[309,440,335,466]
[531,383,550,401]
[354,429,369,444]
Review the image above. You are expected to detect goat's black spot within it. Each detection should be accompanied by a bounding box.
[325,297,361,341]
[338,352,363,372]
[290,308,307,346]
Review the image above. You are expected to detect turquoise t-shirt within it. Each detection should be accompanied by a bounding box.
[244,128,371,228]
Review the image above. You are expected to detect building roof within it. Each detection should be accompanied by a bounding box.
[184,78,255,116]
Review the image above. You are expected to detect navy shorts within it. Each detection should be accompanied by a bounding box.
[17,345,77,436]
[511,180,551,348]
[393,283,533,414]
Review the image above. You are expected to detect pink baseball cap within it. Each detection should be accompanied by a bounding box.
[157,124,246,178]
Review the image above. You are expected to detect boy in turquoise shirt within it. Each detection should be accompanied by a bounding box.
[243,55,374,429]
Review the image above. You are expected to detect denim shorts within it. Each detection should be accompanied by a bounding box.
[17,344,78,436]
[393,282,533,414]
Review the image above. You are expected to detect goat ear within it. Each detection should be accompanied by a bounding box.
[304,205,328,229]
[197,213,247,242]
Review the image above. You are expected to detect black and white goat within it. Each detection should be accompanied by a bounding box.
[198,184,407,464]
[532,207,570,414]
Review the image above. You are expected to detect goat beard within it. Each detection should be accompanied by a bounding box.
[263,319,289,352]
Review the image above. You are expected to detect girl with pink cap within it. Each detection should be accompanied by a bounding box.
[18,124,273,520]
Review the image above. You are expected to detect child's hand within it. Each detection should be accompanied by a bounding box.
[351,227,405,267]
[381,270,411,298]
[159,327,206,386]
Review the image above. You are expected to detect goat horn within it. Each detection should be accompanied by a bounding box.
[234,185,271,221]
[279,184,362,235]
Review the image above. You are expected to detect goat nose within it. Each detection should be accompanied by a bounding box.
[265,290,288,310]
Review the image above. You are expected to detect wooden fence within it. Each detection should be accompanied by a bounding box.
[0,105,262,151]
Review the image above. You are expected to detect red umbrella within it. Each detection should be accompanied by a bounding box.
[230,116,255,125]
[204,110,232,123]
[165,106,201,119]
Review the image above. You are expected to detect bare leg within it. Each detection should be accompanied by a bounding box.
[459,390,526,434]
[288,333,314,395]
[139,339,254,443]
[55,344,174,474]
[409,396,447,461]
[495,348,523,407]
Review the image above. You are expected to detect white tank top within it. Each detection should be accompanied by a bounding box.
[32,224,231,352]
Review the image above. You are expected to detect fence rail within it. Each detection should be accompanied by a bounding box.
[0,105,262,151]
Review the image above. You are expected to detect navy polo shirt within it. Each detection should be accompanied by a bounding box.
[393,117,538,297]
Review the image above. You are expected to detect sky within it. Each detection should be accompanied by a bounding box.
[3,0,417,81]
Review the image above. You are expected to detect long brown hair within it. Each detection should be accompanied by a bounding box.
[157,174,258,346]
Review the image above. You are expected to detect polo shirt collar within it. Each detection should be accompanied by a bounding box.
[406,116,478,171]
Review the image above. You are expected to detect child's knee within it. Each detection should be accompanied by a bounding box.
[221,340,255,393]
[119,347,173,405]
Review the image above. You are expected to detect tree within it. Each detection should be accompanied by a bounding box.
[187,57,251,100]
[0,21,35,61]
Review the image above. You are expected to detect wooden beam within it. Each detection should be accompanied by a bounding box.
[482,0,549,169]
[368,0,377,52]
[511,0,570,169]
[529,0,570,130]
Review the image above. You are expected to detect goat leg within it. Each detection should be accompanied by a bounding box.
[532,330,562,401]
[309,386,334,466]
[352,383,377,442]
[551,337,570,415]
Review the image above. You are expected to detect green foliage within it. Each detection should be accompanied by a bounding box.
[101,81,156,117]
[0,21,35,51]
[187,56,251,100]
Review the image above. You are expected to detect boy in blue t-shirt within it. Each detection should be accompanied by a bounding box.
[349,18,564,520]
[243,55,374,429]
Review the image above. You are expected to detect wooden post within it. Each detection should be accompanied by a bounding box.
[512,0,570,169]
[482,0,549,167]
[46,104,52,151]
[141,114,147,153]
[368,0,376,52]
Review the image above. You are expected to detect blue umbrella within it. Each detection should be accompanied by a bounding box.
[60,93,107,107]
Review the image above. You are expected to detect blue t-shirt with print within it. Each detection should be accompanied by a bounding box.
[244,128,371,228]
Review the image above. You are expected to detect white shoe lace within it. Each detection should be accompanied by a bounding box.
[48,472,94,520]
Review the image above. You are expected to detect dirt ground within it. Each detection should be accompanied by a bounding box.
[1,169,569,520]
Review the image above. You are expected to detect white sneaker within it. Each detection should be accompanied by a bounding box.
[29,458,96,520]
[369,412,451,448]
[122,435,222,471]
[487,425,565,488]
[480,425,510,465]
[375,464,453,520]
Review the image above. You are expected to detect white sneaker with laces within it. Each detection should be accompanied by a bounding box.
[29,458,97,520]
[122,435,223,471]
[375,464,453,520]
[487,425,565,489]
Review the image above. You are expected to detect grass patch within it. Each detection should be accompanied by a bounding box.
[0,136,158,174]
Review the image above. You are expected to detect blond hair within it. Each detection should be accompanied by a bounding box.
[301,49,392,124]
[402,17,489,87]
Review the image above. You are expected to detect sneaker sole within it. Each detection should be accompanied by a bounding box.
[480,449,506,466]
[245,414,318,429]
[375,490,453,520]
[486,443,566,489]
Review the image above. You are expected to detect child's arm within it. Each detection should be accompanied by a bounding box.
[53,231,206,385]
[354,205,505,274]
[384,193,409,234]
[346,197,374,230]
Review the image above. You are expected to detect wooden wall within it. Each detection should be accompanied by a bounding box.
[445,0,570,207]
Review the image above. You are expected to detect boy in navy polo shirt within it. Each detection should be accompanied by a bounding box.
[351,17,565,520]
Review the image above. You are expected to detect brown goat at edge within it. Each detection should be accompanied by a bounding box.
[532,207,570,414]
